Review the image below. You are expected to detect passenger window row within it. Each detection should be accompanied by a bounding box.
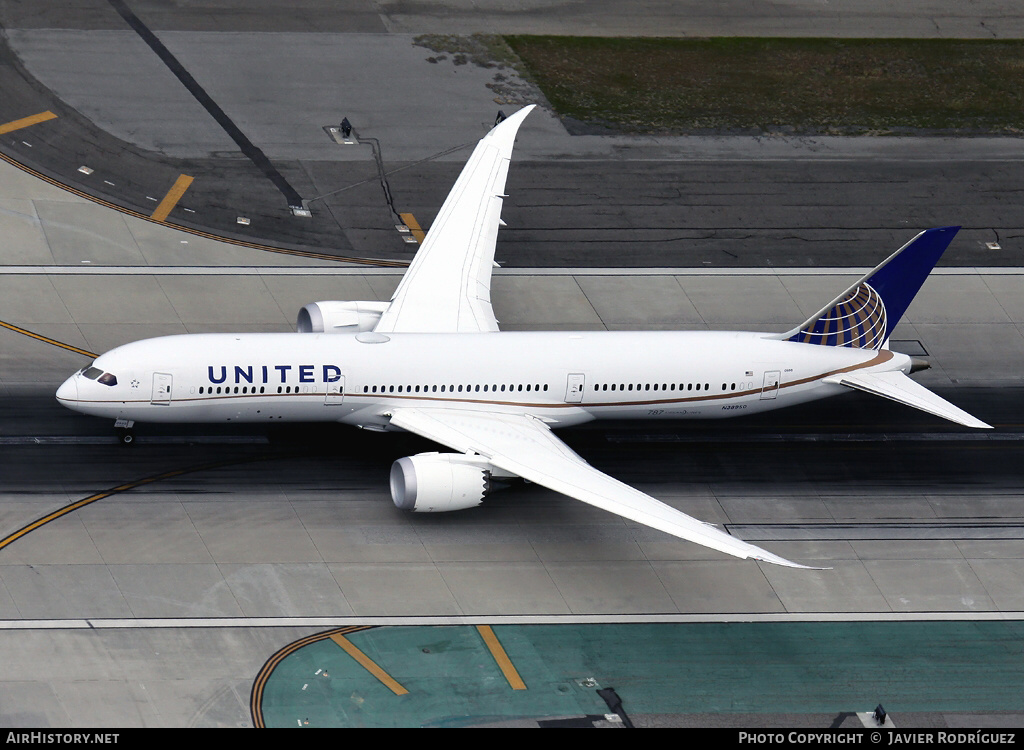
[592,381,756,394]
[193,381,756,397]
[362,383,549,394]
[199,386,269,395]
[593,382,711,392]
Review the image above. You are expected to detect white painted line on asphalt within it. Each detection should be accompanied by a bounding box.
[1,612,1023,630]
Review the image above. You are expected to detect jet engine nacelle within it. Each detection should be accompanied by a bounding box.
[296,301,390,334]
[389,453,498,513]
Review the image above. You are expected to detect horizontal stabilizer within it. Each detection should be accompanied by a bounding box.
[823,371,991,429]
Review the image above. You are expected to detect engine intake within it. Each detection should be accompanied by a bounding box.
[390,453,495,513]
[297,301,389,333]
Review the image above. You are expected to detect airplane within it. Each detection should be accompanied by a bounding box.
[55,104,990,569]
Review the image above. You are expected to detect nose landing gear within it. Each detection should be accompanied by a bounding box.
[114,419,135,446]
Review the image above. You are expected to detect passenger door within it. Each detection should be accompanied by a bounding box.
[151,373,172,405]
[564,373,585,403]
[760,370,780,400]
[325,375,345,405]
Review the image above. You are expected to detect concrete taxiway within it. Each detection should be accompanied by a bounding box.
[1,0,1023,728]
[2,147,1023,724]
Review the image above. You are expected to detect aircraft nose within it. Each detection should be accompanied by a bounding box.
[56,375,78,404]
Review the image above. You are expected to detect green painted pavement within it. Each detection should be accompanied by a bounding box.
[260,621,1024,728]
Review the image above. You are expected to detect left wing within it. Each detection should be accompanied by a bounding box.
[374,105,535,334]
[389,408,819,569]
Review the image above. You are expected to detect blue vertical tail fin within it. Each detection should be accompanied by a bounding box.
[776,227,959,349]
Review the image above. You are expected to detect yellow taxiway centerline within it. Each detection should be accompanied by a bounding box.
[0,320,97,358]
[0,468,191,552]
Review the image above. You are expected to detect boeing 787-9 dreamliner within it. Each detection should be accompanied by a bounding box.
[56,105,990,569]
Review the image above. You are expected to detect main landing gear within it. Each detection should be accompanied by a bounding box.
[114,419,135,445]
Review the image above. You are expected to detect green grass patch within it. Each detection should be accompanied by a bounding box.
[503,37,1024,135]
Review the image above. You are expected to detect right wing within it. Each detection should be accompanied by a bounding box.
[373,105,535,334]
[389,407,821,569]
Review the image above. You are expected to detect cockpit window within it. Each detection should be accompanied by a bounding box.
[97,372,118,387]
[82,367,104,380]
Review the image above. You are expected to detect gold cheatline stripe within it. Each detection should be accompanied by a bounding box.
[477,625,527,690]
[398,212,426,243]
[329,633,409,695]
[151,174,194,222]
[0,111,57,136]
[0,150,408,267]
[0,320,97,358]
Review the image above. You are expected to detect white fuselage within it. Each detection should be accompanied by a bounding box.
[56,330,908,430]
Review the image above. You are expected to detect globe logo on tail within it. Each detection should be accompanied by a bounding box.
[789,283,887,349]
